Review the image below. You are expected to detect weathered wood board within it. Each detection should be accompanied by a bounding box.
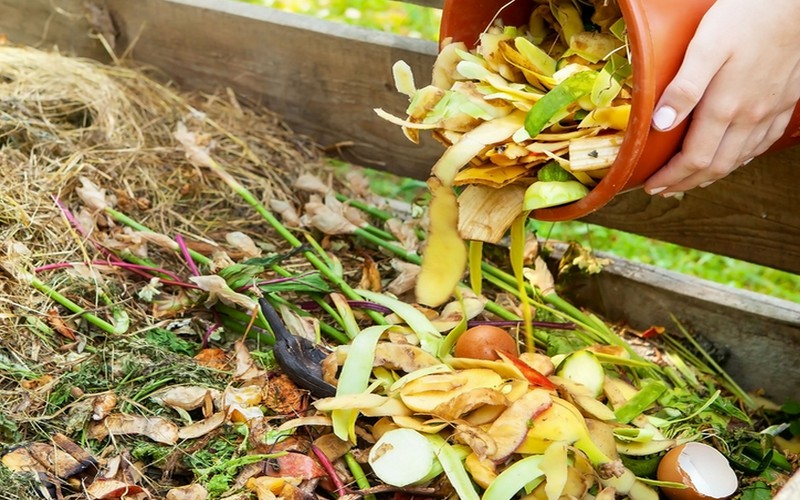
[2,0,800,275]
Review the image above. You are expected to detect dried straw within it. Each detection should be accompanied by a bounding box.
[0,44,330,366]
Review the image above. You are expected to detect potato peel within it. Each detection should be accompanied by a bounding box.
[415,178,467,307]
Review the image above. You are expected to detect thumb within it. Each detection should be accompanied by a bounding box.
[651,42,724,132]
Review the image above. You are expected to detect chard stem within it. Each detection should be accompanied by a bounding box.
[175,234,201,276]
[312,445,347,497]
[104,207,212,266]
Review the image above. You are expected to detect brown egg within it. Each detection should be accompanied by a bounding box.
[657,442,739,500]
[454,325,518,360]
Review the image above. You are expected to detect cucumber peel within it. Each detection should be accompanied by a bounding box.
[537,160,576,182]
[524,70,598,137]
[556,349,606,397]
[523,180,589,210]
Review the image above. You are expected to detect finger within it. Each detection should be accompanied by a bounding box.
[644,113,728,194]
[750,108,795,158]
[651,37,729,132]
[664,123,754,192]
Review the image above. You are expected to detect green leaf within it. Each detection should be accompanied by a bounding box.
[711,395,751,423]
[741,481,773,500]
[259,272,331,294]
[546,331,589,356]
[781,400,800,415]
[145,328,199,356]
[218,263,264,290]
[206,474,233,497]
[0,414,22,444]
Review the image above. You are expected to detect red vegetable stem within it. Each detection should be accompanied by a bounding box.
[311,445,347,498]
[175,233,201,276]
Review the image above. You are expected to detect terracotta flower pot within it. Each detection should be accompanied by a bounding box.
[439,0,800,221]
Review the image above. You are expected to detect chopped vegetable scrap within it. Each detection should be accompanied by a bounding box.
[377,0,630,217]
[377,0,632,307]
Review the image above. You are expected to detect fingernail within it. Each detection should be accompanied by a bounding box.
[647,186,666,195]
[743,158,754,165]
[652,106,677,131]
[661,192,678,198]
[699,181,714,188]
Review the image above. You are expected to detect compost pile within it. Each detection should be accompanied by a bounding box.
[0,43,797,500]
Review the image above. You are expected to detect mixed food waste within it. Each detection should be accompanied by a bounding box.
[0,1,798,500]
[377,0,630,215]
[377,0,634,309]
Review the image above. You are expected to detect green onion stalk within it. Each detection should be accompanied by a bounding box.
[334,194,635,351]
[197,155,387,327]
[344,452,377,500]
[670,315,755,409]
[26,274,127,336]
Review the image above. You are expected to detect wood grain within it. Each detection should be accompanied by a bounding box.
[584,149,800,275]
[1,0,799,275]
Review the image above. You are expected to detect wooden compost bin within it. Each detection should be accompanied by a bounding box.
[2,0,798,407]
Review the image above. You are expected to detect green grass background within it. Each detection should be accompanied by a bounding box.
[238,0,799,303]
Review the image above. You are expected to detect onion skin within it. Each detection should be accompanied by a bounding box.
[454,325,518,360]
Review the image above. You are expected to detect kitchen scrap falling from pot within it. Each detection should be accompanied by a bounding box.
[258,296,336,398]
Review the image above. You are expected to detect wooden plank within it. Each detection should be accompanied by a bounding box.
[583,149,800,276]
[1,0,799,275]
[548,244,800,402]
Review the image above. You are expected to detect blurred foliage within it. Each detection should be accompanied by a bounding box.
[238,0,441,40]
[536,221,800,303]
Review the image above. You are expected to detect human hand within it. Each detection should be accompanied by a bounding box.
[644,0,800,197]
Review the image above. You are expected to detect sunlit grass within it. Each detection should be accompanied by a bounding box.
[238,0,798,303]
[535,221,800,303]
[239,0,441,40]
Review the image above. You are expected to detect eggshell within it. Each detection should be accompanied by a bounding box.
[657,442,738,500]
[454,325,518,360]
